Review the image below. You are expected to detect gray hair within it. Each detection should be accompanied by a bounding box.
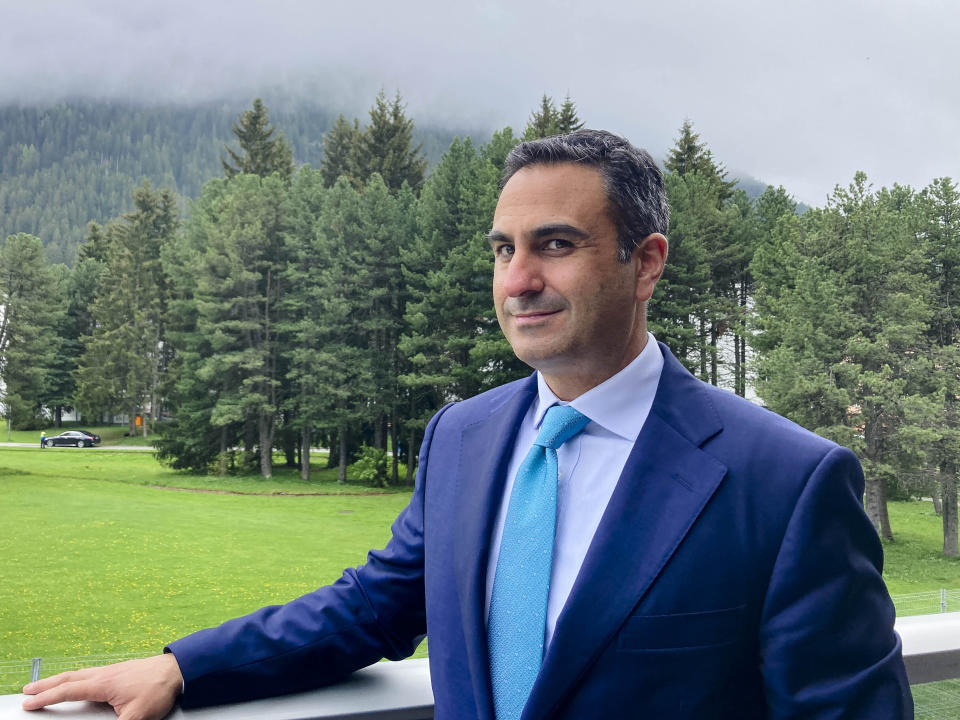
[501,129,669,262]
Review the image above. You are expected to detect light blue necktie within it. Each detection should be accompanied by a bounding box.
[488,404,591,720]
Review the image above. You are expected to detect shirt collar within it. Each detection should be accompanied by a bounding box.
[533,332,664,442]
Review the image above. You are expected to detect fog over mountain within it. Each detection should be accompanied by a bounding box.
[1,0,957,205]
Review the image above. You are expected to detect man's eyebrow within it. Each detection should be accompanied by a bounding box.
[486,224,588,246]
[486,229,509,246]
[531,223,589,240]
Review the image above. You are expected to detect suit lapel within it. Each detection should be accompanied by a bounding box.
[453,375,537,720]
[525,347,728,720]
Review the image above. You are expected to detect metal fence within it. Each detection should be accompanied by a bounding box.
[892,589,960,617]
[914,679,960,720]
[0,652,145,695]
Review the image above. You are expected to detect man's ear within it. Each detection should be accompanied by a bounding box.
[634,233,668,302]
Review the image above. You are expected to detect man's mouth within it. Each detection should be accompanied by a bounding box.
[512,310,561,325]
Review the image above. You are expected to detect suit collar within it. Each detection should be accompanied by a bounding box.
[649,342,724,447]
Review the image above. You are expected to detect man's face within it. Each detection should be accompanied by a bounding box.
[490,162,663,398]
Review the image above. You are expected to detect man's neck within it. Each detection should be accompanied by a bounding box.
[541,332,649,401]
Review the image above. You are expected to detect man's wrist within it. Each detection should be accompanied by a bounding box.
[161,650,185,696]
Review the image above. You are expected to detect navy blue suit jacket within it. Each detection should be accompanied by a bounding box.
[168,345,912,718]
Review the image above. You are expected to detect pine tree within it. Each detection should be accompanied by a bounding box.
[353,91,427,192]
[400,136,527,455]
[650,173,713,372]
[752,173,936,542]
[320,114,362,188]
[78,221,111,263]
[481,127,520,171]
[309,176,376,482]
[185,174,292,478]
[281,167,329,480]
[918,176,960,556]
[41,259,103,425]
[659,120,743,387]
[0,233,60,431]
[522,94,560,141]
[75,183,178,434]
[664,120,736,204]
[221,98,294,180]
[556,94,585,134]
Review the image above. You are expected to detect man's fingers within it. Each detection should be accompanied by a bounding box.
[21,679,105,710]
[22,669,86,695]
[21,655,181,717]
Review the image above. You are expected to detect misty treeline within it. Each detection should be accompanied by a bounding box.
[1,95,959,557]
[0,99,461,265]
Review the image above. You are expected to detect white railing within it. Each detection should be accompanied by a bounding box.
[2,614,959,719]
[0,657,433,719]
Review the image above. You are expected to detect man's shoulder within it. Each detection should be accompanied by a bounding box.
[691,377,842,465]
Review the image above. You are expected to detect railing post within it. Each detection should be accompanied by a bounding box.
[30,658,41,683]
[942,588,948,613]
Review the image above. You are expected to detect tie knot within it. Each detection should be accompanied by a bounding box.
[534,404,590,449]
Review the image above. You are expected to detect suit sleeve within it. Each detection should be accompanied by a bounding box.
[759,445,913,718]
[166,403,453,709]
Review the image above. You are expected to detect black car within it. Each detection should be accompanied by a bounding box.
[76,429,102,444]
[47,431,101,448]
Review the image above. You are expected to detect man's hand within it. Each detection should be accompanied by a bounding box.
[21,653,183,719]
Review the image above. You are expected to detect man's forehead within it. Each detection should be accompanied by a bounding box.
[498,162,606,199]
[492,162,612,235]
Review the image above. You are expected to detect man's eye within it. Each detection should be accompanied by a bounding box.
[545,239,572,250]
[494,244,514,258]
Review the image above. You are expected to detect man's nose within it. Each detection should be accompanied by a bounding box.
[501,248,545,297]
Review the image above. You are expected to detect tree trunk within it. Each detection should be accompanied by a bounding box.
[243,416,257,469]
[300,426,312,482]
[258,411,274,479]
[942,466,959,557]
[55,406,62,428]
[218,425,228,477]
[877,476,893,541]
[374,412,385,451]
[709,323,718,387]
[337,426,348,484]
[128,405,136,436]
[738,280,748,397]
[862,413,893,541]
[390,415,399,485]
[733,333,743,397]
[406,427,416,485]
[864,475,881,534]
[932,481,943,515]
[698,316,707,381]
[149,331,160,437]
[283,430,297,468]
[326,432,338,468]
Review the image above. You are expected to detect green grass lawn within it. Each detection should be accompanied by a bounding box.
[1,444,957,683]
[0,446,419,671]
[883,501,960,596]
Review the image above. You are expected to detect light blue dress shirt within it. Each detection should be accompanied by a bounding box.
[484,333,665,649]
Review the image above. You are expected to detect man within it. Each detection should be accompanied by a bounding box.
[24,130,912,719]
[40,430,47,449]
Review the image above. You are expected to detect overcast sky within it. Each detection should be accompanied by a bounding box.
[1,0,957,205]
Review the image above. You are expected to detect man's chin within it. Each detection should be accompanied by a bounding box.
[511,345,568,372]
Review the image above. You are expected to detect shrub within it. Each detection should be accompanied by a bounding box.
[348,445,407,487]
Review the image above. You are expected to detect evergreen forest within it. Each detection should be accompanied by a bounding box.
[2,92,958,559]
